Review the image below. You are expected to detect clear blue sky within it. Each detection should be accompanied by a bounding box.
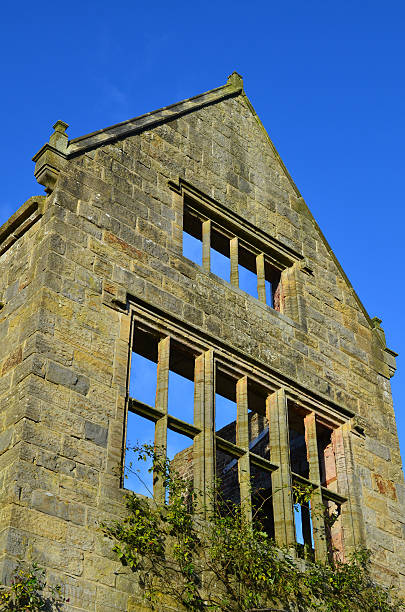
[1,1,404,465]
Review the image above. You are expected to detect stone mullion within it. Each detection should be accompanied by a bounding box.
[304,412,328,562]
[193,353,205,513]
[342,423,365,550]
[256,253,266,304]
[230,237,239,287]
[154,336,170,503]
[172,189,184,254]
[236,376,252,522]
[332,424,365,557]
[281,262,307,326]
[202,220,211,273]
[204,349,215,514]
[267,388,296,550]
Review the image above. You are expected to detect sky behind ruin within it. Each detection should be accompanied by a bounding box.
[1,0,404,462]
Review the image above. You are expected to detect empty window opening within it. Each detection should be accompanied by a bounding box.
[293,490,314,560]
[216,447,241,511]
[288,404,309,479]
[249,416,270,461]
[183,232,203,266]
[238,246,258,299]
[167,428,194,504]
[124,411,155,496]
[183,208,203,266]
[167,429,193,474]
[130,328,159,406]
[215,369,237,443]
[211,228,230,282]
[317,424,337,488]
[168,428,193,468]
[265,262,281,310]
[168,341,195,425]
[248,382,269,461]
[250,462,275,539]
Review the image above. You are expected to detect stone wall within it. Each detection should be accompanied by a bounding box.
[0,82,404,610]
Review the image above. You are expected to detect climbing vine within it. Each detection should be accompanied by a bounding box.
[103,444,404,611]
[0,562,65,611]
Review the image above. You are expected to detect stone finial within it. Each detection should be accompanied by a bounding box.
[371,316,386,347]
[371,316,397,377]
[53,120,69,132]
[49,120,69,153]
[371,316,383,329]
[32,120,69,194]
[227,71,244,90]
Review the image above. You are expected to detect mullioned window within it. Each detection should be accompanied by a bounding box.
[123,306,347,563]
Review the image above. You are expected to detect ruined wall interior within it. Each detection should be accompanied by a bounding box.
[0,73,404,610]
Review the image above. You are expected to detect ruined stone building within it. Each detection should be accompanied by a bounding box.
[0,72,404,609]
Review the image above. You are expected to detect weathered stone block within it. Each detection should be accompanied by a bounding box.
[85,421,108,447]
[366,437,391,462]
[373,473,398,500]
[0,430,13,456]
[46,361,89,395]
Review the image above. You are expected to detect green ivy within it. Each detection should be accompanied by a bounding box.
[103,444,404,612]
[0,562,65,611]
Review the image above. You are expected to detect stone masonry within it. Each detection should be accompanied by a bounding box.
[0,72,404,610]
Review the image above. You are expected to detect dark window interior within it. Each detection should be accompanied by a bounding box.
[251,462,274,539]
[216,448,240,510]
[265,261,281,310]
[317,423,336,487]
[288,404,309,479]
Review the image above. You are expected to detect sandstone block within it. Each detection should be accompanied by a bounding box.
[47,361,89,395]
[85,421,108,447]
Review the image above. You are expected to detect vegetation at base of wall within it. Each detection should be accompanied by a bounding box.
[0,562,65,611]
[103,444,404,612]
